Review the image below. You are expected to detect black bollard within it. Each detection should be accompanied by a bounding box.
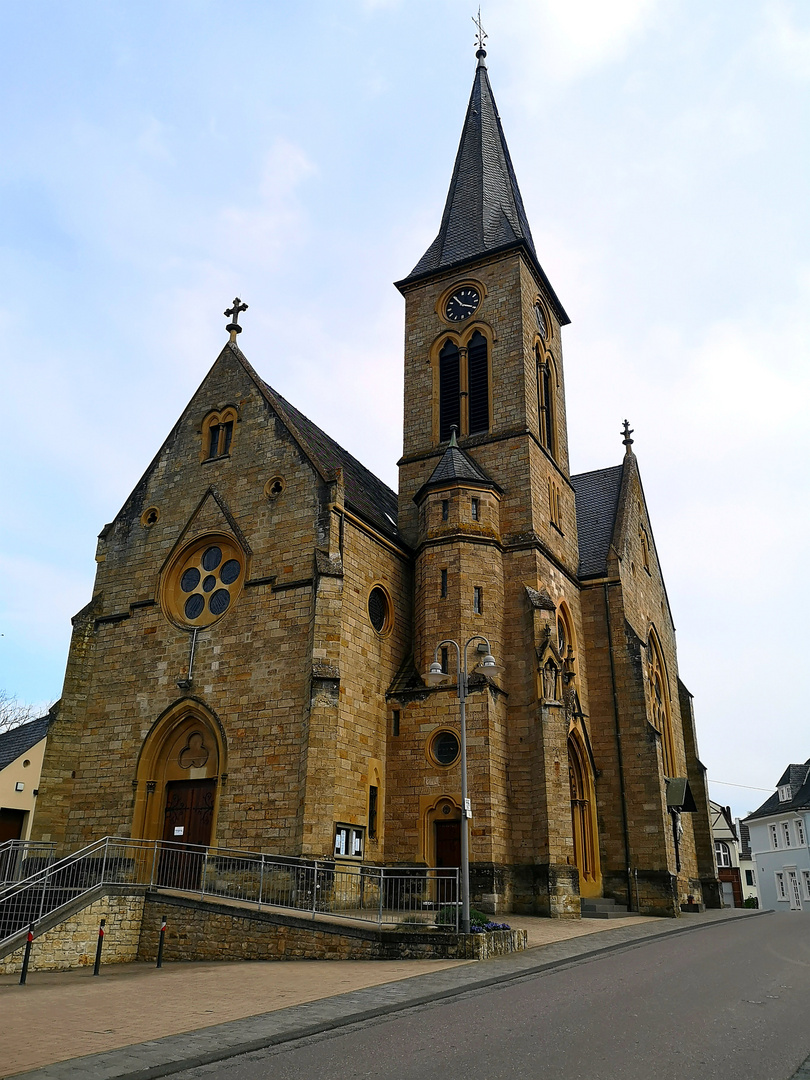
[93,918,106,976]
[19,925,34,986]
[156,915,167,969]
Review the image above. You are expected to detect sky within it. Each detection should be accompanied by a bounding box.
[0,0,808,823]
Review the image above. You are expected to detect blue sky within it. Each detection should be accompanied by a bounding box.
[1,0,808,821]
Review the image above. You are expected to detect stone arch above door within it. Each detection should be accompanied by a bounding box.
[132,699,226,843]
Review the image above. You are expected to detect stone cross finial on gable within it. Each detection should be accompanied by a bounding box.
[621,419,634,453]
[225,298,248,342]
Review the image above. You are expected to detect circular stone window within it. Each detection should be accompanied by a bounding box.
[430,730,460,767]
[163,535,246,629]
[368,585,392,635]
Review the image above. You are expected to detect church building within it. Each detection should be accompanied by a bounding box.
[32,46,719,918]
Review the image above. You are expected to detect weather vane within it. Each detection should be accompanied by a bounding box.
[473,7,488,54]
[225,297,248,342]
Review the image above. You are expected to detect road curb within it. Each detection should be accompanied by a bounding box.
[6,909,769,1080]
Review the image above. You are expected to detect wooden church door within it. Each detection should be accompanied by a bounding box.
[158,778,216,888]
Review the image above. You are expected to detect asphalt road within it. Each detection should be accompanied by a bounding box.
[176,912,810,1080]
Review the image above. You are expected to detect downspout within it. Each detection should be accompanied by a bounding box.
[604,582,634,910]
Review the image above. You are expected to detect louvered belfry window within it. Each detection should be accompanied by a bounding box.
[439,339,461,441]
[467,331,489,434]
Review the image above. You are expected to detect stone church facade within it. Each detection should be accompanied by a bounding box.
[33,50,719,918]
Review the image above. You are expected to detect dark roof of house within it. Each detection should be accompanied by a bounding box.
[0,714,50,773]
[745,760,810,821]
[398,55,568,324]
[571,465,624,579]
[414,430,498,502]
[259,381,401,545]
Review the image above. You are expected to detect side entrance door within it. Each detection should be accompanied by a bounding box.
[158,779,216,889]
[435,820,461,906]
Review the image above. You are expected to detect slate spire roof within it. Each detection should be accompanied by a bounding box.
[399,51,569,325]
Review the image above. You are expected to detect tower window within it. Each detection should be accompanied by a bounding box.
[392,710,400,737]
[368,786,378,839]
[473,586,483,614]
[467,331,489,435]
[549,480,562,530]
[439,339,461,441]
[471,497,480,521]
[442,499,449,522]
[536,348,557,458]
[440,569,448,599]
[441,646,450,675]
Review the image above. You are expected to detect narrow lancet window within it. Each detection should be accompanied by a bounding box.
[439,340,461,441]
[467,331,489,434]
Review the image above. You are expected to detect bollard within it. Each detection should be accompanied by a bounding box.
[93,918,106,976]
[19,925,34,986]
[156,914,167,968]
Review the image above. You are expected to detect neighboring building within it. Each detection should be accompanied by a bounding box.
[745,762,810,911]
[0,715,51,844]
[736,818,758,905]
[32,46,719,917]
[710,801,742,907]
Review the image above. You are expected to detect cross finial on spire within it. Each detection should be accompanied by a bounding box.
[225,297,248,342]
[473,7,488,61]
[621,419,634,453]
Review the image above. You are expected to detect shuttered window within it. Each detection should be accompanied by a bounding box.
[439,340,461,441]
[467,331,489,434]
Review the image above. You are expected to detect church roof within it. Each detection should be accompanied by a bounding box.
[256,377,401,544]
[0,713,50,773]
[414,429,498,502]
[571,465,624,579]
[745,761,810,821]
[399,54,569,325]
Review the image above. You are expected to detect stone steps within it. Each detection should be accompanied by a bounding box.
[581,897,633,919]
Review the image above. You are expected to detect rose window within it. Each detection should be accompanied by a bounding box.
[163,535,246,628]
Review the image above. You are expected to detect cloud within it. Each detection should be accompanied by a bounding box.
[762,0,810,81]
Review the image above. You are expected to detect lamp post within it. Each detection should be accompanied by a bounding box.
[425,636,499,935]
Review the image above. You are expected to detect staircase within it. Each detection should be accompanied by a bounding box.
[581,897,633,919]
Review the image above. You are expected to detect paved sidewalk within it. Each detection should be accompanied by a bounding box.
[1,908,765,1080]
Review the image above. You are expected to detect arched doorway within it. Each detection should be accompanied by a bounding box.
[568,733,602,898]
[133,701,225,850]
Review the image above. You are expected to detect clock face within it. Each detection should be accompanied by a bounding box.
[444,286,480,322]
[534,302,547,339]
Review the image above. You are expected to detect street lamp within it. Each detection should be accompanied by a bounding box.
[425,636,500,934]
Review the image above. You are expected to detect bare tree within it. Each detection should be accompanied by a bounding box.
[0,691,37,735]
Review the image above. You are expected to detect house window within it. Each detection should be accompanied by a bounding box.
[803,870,810,901]
[202,408,237,461]
[745,869,755,887]
[770,824,779,849]
[782,821,792,847]
[775,871,787,900]
[334,824,364,858]
[796,819,806,846]
[471,497,480,521]
[779,785,792,802]
[473,586,483,615]
[715,841,732,868]
[368,786,378,840]
[442,499,449,522]
[440,569,448,599]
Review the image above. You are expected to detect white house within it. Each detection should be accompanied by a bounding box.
[744,761,810,911]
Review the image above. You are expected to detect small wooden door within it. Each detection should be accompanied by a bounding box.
[435,819,461,906]
[0,809,26,844]
[158,779,216,888]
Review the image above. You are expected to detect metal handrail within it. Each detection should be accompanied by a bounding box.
[0,837,460,953]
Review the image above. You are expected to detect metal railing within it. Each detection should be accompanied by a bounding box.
[0,838,459,951]
[0,840,58,887]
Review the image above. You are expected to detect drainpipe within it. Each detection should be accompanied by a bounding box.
[604,583,634,910]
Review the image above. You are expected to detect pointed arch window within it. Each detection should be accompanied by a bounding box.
[568,735,599,888]
[647,631,676,778]
[536,347,557,458]
[438,332,490,442]
[439,339,461,441]
[202,407,238,462]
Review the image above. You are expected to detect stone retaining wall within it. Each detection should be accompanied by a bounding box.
[0,894,144,974]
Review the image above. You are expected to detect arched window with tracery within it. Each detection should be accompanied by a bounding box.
[202,407,238,462]
[568,734,600,894]
[647,630,676,777]
[536,347,557,458]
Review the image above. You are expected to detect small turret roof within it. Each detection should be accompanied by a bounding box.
[414,429,498,502]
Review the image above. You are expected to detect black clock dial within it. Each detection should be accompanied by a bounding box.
[534,301,547,339]
[444,286,480,322]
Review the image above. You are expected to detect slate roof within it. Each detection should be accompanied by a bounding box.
[571,465,624,579]
[258,381,401,545]
[414,431,498,501]
[745,760,810,821]
[399,55,569,325]
[0,714,50,773]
